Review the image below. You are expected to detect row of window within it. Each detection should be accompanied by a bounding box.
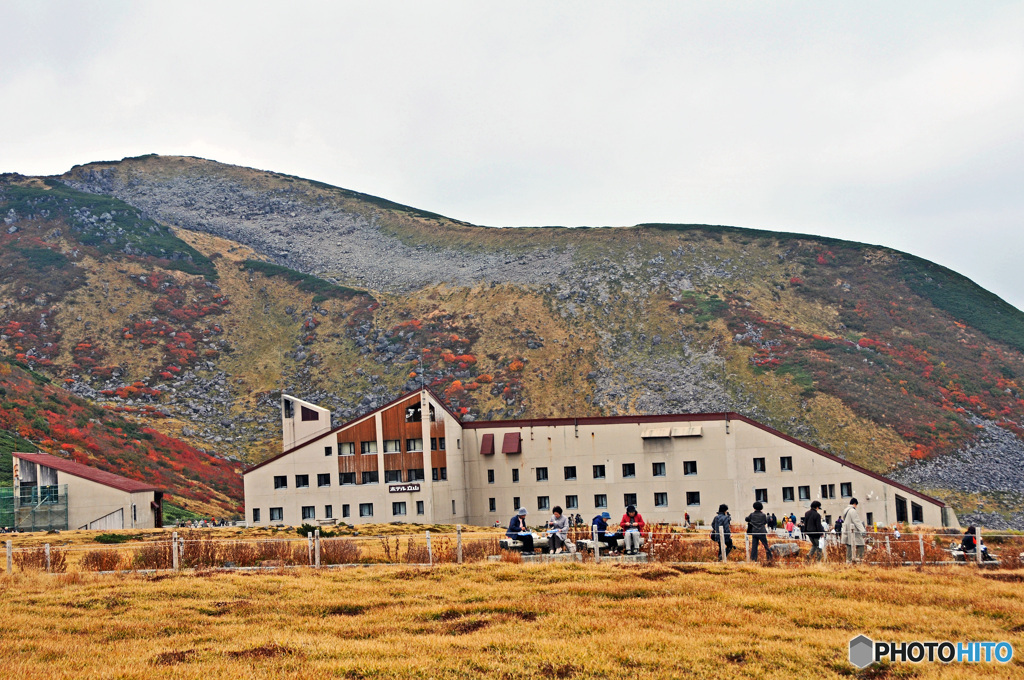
[273,468,448,489]
[488,482,862,514]
[325,437,447,457]
[255,498,463,524]
[489,461,701,484]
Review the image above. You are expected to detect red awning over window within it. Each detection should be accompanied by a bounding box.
[480,433,494,455]
[501,432,521,454]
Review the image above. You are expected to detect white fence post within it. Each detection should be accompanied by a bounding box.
[315,529,321,568]
[885,535,891,555]
[426,530,433,566]
[45,544,51,573]
[456,524,463,565]
[718,530,727,562]
[592,525,600,564]
[919,533,926,565]
[976,528,982,566]
[172,532,179,570]
[307,532,313,566]
[5,541,11,574]
[744,535,751,563]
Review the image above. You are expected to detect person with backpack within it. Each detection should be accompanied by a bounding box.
[746,502,773,563]
[803,501,826,562]
[710,504,734,558]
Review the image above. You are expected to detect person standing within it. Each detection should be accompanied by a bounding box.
[840,498,866,563]
[803,501,825,562]
[684,512,690,529]
[746,502,773,563]
[620,505,646,555]
[547,506,569,554]
[710,504,734,558]
[506,507,535,554]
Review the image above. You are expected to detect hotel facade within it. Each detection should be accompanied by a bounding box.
[243,389,958,530]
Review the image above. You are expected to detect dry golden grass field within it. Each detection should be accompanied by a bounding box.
[2,562,1023,680]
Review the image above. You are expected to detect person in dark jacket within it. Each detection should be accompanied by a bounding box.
[591,511,619,553]
[960,526,994,560]
[769,513,778,530]
[803,501,826,562]
[746,502,773,562]
[710,504,734,557]
[506,507,535,553]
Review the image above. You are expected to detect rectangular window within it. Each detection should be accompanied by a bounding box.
[317,473,331,487]
[565,495,578,509]
[283,399,294,419]
[683,461,698,476]
[301,405,319,422]
[686,491,701,506]
[654,492,668,507]
[652,462,666,477]
[537,496,550,511]
[488,498,496,512]
[430,438,437,451]
[536,467,549,482]
[438,437,446,450]
[340,472,356,485]
[821,484,835,499]
[622,463,636,478]
[273,475,287,489]
[362,470,379,484]
[269,507,283,522]
[361,441,378,454]
[487,469,495,484]
[408,468,425,482]
[392,502,407,516]
[780,456,793,471]
[301,506,315,520]
[895,495,908,523]
[513,496,521,511]
[405,403,422,422]
[755,488,768,503]
[782,487,795,502]
[512,469,520,483]
[624,493,637,507]
[594,494,608,509]
[342,504,350,518]
[383,439,401,453]
[252,508,261,523]
[798,485,810,501]
[416,500,424,515]
[563,466,577,481]
[295,474,309,488]
[406,438,424,452]
[339,442,355,456]
[593,465,606,479]
[384,470,402,483]
[840,482,852,498]
[324,505,333,519]
[325,446,333,457]
[753,458,766,473]
[432,467,447,481]
[359,503,373,518]
[866,512,874,527]
[911,502,923,524]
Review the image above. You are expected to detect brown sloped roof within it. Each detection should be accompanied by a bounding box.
[11,452,161,493]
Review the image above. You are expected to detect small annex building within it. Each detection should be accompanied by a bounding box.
[244,388,959,531]
[5,452,164,531]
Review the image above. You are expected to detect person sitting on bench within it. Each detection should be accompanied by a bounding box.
[507,507,535,553]
[547,506,569,553]
[591,511,619,553]
[620,505,646,555]
[961,526,994,561]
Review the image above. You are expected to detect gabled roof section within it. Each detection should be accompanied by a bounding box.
[246,387,462,474]
[12,452,161,493]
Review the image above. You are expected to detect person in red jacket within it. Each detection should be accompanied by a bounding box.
[619,505,646,555]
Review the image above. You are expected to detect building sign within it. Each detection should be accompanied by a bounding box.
[389,483,421,493]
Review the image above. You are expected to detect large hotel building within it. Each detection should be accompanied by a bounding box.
[243,389,958,530]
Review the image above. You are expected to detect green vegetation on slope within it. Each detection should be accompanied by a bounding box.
[242,259,374,303]
[0,430,37,487]
[0,180,216,279]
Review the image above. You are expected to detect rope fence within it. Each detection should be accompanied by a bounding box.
[4,525,1023,574]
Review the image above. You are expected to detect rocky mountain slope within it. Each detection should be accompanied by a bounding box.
[4,154,1024,526]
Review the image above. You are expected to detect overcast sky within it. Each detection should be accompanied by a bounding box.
[3,2,1023,307]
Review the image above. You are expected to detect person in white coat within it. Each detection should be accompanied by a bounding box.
[840,498,867,563]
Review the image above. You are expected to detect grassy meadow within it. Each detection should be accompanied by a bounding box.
[2,562,1023,679]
